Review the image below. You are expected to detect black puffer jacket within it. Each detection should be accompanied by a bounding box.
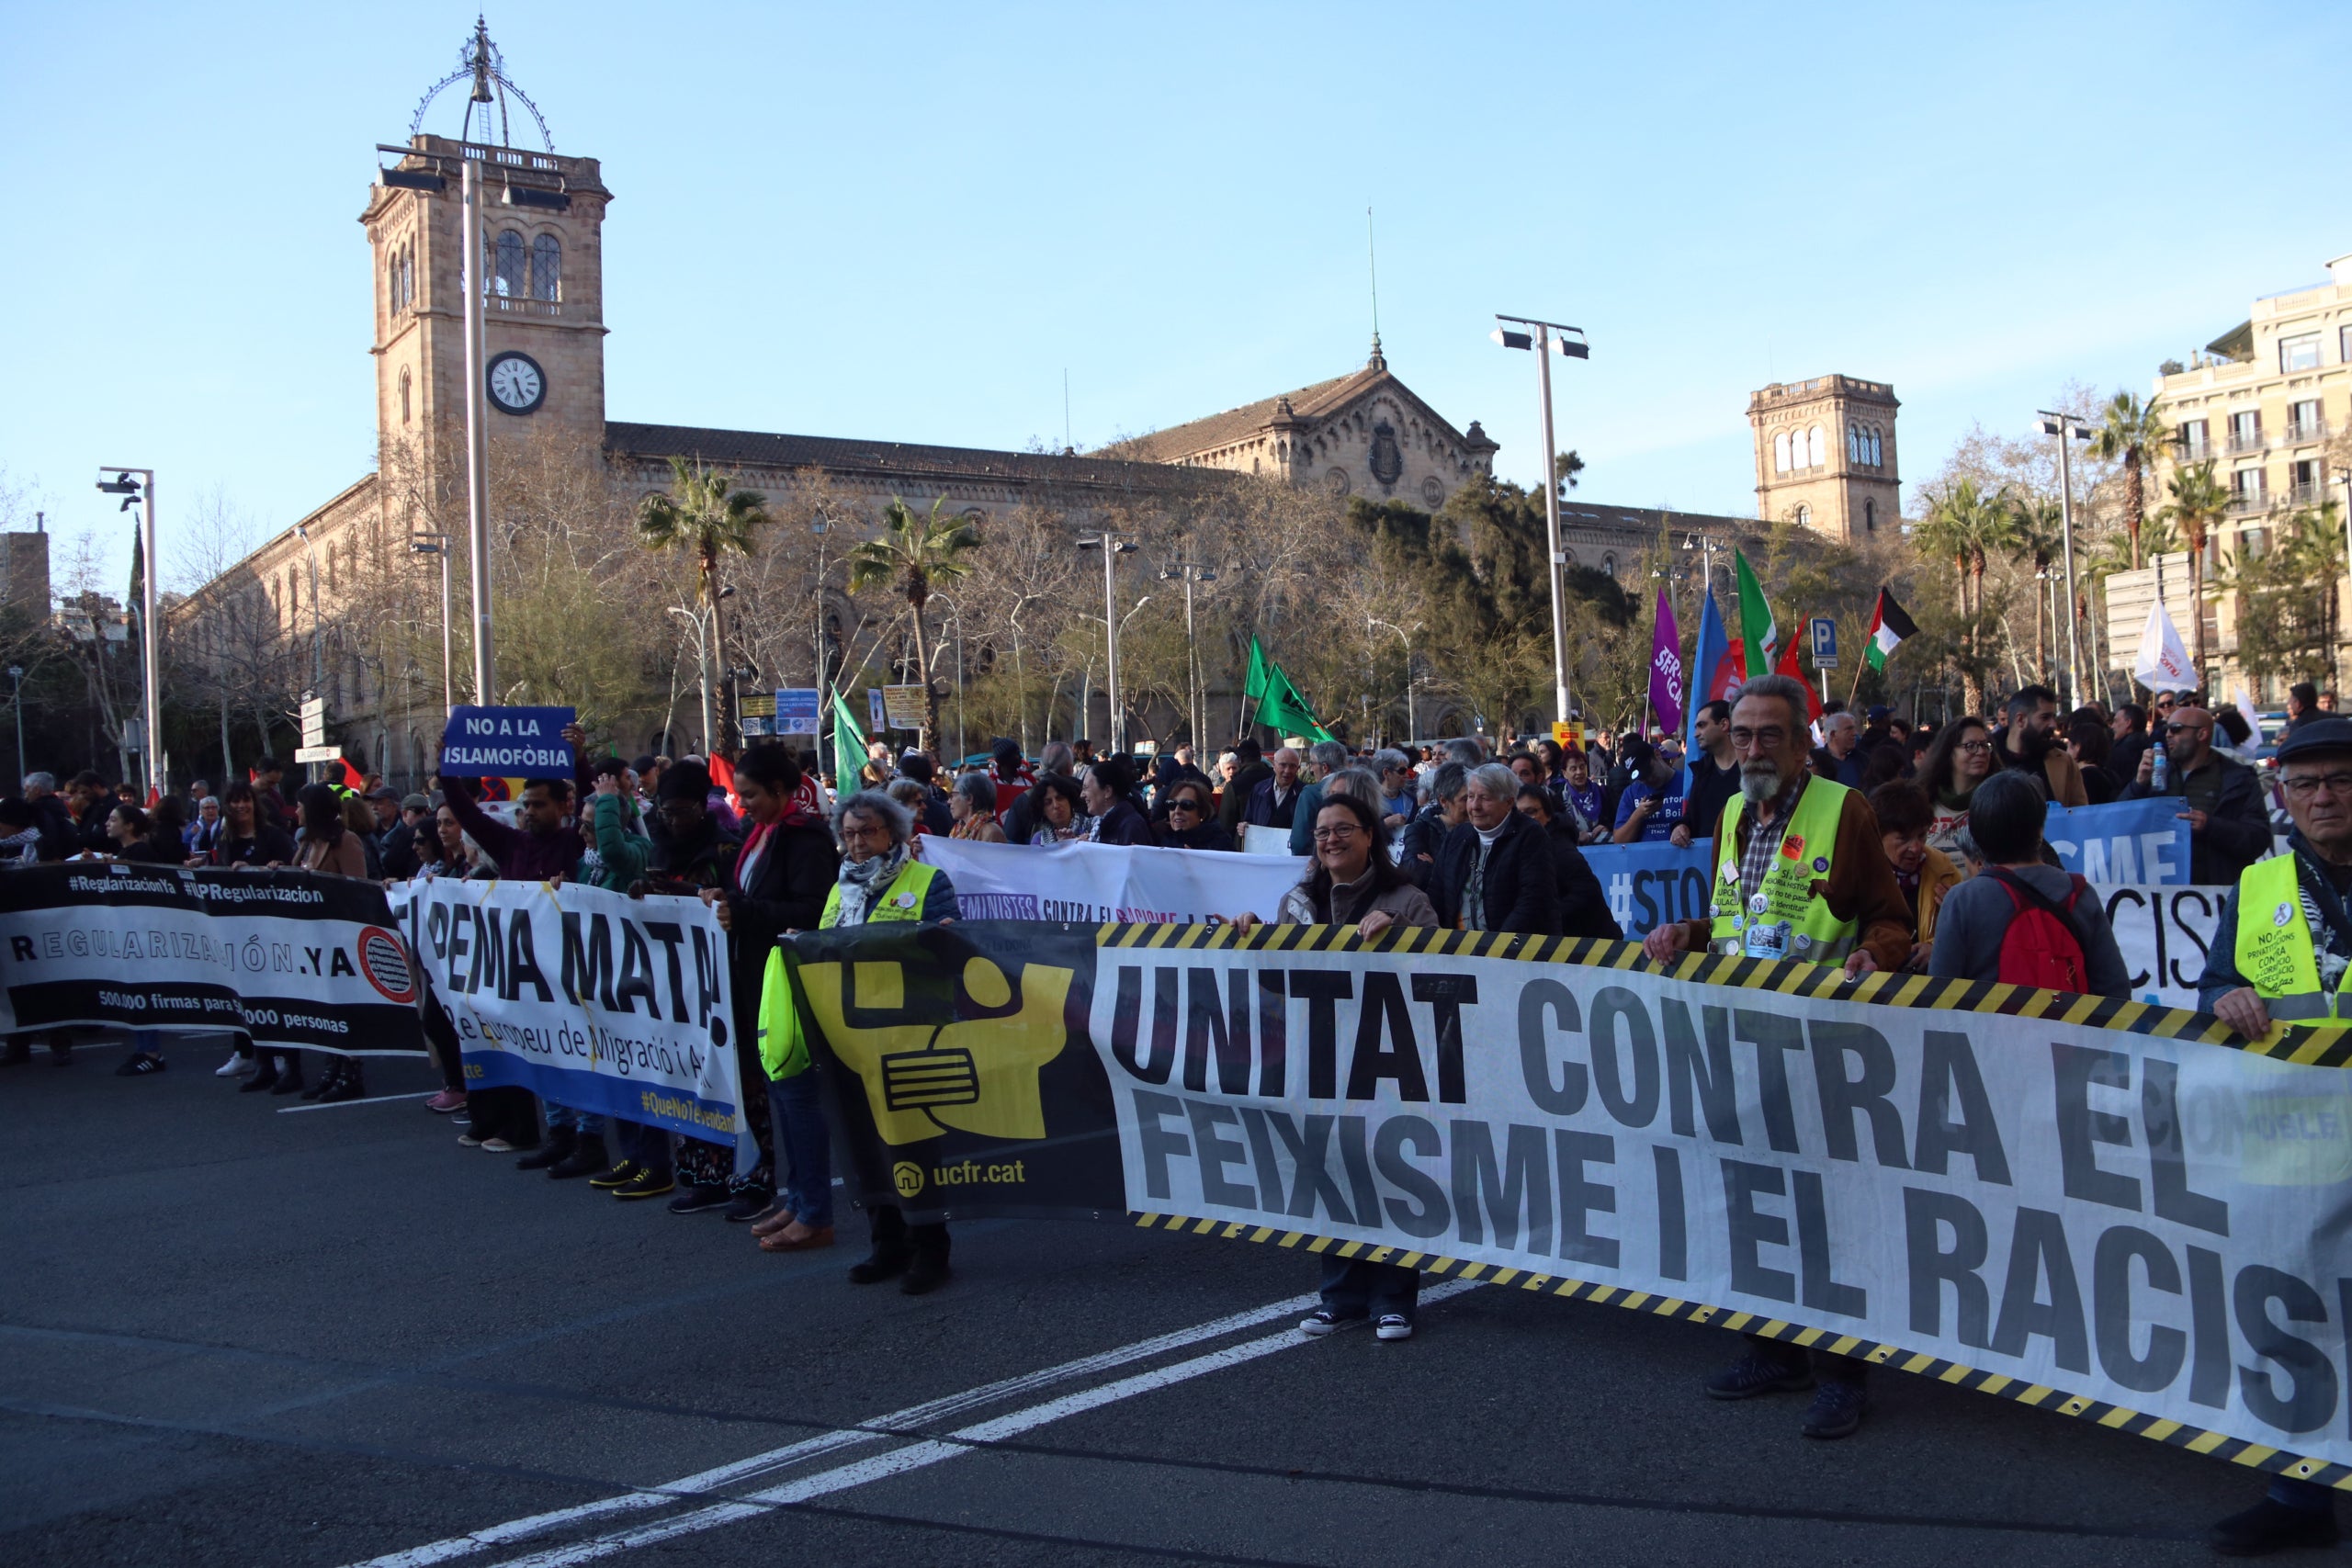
[1430,811,1561,935]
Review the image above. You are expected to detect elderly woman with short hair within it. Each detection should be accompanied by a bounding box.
[947,772,1008,842]
[819,791,962,1294]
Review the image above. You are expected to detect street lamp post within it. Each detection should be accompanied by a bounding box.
[95,468,160,798]
[1492,315,1589,724]
[410,533,454,716]
[1076,532,1137,751]
[460,154,495,705]
[2040,411,2095,707]
[1159,557,1217,750]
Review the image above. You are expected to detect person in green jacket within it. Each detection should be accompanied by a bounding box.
[580,759,649,891]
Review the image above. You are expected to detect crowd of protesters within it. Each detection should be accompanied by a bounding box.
[6,672,2341,1554]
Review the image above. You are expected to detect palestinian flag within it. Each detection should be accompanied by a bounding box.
[1864,590,1917,671]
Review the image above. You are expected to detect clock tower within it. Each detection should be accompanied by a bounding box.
[364,22,609,489]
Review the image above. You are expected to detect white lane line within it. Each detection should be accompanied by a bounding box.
[277,1091,438,1113]
[477,1280,1484,1568]
[342,1288,1327,1568]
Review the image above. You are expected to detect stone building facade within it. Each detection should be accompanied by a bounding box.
[1747,374,1901,542]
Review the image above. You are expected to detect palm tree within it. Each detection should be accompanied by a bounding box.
[2087,390,2172,570]
[637,456,771,754]
[1914,478,2015,711]
[2155,460,2230,686]
[846,497,982,753]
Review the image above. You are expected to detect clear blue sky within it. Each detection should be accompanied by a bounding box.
[3,2,2346,592]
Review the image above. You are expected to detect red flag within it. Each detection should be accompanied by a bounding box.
[1704,642,1746,704]
[1774,633,1824,722]
[336,759,366,792]
[707,752,739,811]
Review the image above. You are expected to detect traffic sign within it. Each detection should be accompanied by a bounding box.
[1809,616,1839,671]
[294,744,343,765]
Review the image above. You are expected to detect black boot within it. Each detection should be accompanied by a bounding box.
[548,1134,607,1179]
[901,1223,953,1295]
[315,1059,368,1104]
[241,1054,282,1093]
[849,1205,914,1284]
[300,1059,340,1100]
[516,1126,577,1171]
[269,1053,305,1096]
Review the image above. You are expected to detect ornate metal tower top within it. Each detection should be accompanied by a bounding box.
[407,17,554,151]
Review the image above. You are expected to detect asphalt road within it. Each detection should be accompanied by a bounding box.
[0,1034,2308,1567]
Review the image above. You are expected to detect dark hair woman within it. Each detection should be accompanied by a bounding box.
[1153,778,1234,851]
[294,783,369,1102]
[1080,756,1152,845]
[1020,774,1089,845]
[1916,716,1997,863]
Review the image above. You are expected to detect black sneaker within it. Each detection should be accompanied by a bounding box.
[514,1136,575,1172]
[2211,1498,2341,1556]
[666,1183,732,1215]
[613,1168,674,1201]
[114,1054,167,1077]
[587,1161,641,1190]
[848,1249,911,1285]
[1704,1352,1815,1400]
[1800,1382,1867,1439]
[548,1137,607,1180]
[900,1252,952,1295]
[722,1190,774,1222]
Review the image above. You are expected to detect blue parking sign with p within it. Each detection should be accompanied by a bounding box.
[1809,616,1838,669]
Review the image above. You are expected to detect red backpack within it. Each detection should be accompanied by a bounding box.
[1984,867,2090,992]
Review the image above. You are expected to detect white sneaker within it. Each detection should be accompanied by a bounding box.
[1374,1314,1413,1341]
[215,1054,254,1077]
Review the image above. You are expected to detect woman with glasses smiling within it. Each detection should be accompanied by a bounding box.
[1151,780,1233,851]
[1226,791,1437,1342]
[1917,716,1997,865]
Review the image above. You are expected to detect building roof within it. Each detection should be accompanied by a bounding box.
[602,422,1213,497]
[1554,500,1758,542]
[1091,366,1383,462]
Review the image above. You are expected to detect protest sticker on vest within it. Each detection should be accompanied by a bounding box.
[396,877,747,1158]
[787,917,2352,1489]
[0,864,428,1055]
[438,705,577,781]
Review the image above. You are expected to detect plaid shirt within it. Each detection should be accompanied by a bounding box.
[1737,773,1809,916]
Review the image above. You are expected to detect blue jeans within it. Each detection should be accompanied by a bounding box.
[767,1073,833,1228]
[1320,1256,1418,1321]
[547,1102,605,1137]
[613,1117,671,1176]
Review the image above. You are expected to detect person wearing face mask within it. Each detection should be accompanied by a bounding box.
[1431,763,1561,935]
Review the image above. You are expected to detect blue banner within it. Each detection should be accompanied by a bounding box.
[2042,796,2192,886]
[438,705,577,780]
[1587,838,1714,939]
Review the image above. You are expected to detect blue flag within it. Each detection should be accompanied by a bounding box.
[1681,588,1731,792]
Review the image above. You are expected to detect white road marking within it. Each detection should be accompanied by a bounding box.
[473,1280,1483,1568]
[341,1287,1333,1568]
[277,1091,438,1113]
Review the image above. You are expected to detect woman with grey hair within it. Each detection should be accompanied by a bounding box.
[818,790,962,1293]
[947,772,1008,841]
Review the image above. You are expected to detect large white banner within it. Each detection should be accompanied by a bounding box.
[920,837,1300,925]
[2099,884,2227,1011]
[396,879,746,1152]
[1085,939,2352,1471]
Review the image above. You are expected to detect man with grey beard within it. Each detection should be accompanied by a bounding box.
[1641,672,1910,1442]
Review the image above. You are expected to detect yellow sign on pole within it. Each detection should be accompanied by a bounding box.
[1552,720,1586,751]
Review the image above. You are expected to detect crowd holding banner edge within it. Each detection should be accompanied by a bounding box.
[11,611,2352,1557]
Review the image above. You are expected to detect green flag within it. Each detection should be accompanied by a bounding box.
[1735,550,1778,682]
[1255,658,1336,743]
[1243,636,1272,705]
[829,686,868,785]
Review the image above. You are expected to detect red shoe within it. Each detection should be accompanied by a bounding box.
[424,1089,467,1114]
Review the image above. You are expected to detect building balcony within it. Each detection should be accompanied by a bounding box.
[2177,440,2213,461]
[2226,430,2267,455]
[485,294,562,320]
[2227,490,2271,514]
[2284,418,2331,445]
[2284,482,2330,509]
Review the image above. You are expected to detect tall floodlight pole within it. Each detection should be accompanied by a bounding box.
[410,534,454,714]
[96,468,160,796]
[2041,411,2095,708]
[460,155,494,703]
[1160,557,1217,750]
[1493,316,1589,724]
[1077,532,1136,751]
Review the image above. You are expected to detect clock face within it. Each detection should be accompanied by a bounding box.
[486,352,546,415]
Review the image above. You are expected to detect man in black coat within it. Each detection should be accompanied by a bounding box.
[1218,739,1272,838]
[1430,763,1561,935]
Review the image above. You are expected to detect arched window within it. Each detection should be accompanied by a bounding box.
[1602,553,1617,578]
[1795,503,1813,528]
[398,367,411,425]
[532,234,560,302]
[1847,424,1860,464]
[1864,498,1877,533]
[494,230,526,297]
[1869,428,1883,467]
[1806,425,1826,468]
[1772,431,1792,472]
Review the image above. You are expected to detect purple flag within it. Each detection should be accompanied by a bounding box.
[1647,588,1685,737]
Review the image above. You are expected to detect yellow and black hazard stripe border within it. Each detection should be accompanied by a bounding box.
[1130,1209,2352,1491]
[1094,920,2352,1068]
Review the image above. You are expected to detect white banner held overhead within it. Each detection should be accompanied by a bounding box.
[918,836,1300,925]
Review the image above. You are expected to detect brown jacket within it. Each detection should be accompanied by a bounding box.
[1913,845,1963,950]
[1674,781,1913,973]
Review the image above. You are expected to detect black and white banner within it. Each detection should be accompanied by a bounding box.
[0,863,425,1054]
[394,878,748,1156]
[920,837,1298,925]
[783,919,2352,1476]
